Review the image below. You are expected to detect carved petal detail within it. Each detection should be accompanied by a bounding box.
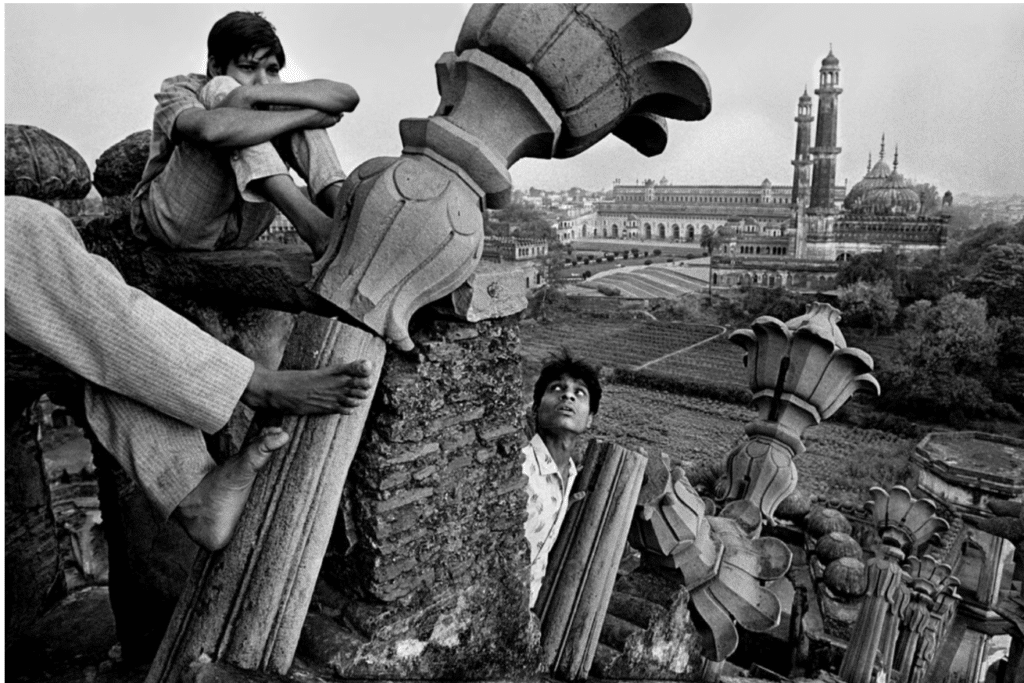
[690,587,739,661]
[867,486,949,555]
[455,3,711,159]
[310,155,483,351]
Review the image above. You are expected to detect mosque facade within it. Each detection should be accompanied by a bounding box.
[592,49,949,290]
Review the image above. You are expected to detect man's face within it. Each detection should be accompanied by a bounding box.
[535,375,594,436]
[215,47,281,86]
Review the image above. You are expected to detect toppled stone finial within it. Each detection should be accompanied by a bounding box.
[628,459,792,662]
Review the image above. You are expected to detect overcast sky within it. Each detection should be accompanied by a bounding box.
[5,4,1024,197]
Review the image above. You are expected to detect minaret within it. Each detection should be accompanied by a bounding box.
[791,87,815,207]
[809,47,843,213]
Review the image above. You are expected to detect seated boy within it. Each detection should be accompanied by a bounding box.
[523,352,602,608]
[131,11,358,258]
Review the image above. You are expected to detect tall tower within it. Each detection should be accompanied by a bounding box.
[809,48,842,213]
[791,87,815,207]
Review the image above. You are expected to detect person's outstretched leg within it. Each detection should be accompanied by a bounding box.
[6,197,374,549]
[6,196,254,432]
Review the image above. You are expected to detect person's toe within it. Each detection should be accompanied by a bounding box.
[242,428,290,470]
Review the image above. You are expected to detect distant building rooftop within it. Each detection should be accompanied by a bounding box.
[913,431,1024,512]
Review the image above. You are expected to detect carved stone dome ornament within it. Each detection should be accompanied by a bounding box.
[5,123,91,200]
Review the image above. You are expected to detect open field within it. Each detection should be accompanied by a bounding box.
[588,384,917,507]
[520,312,919,506]
[520,320,723,373]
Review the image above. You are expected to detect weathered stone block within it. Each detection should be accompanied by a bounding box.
[305,314,535,678]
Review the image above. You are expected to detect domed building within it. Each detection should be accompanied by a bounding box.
[593,49,949,292]
[843,136,892,212]
[855,148,921,216]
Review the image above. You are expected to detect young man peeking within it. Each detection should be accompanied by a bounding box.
[523,352,602,608]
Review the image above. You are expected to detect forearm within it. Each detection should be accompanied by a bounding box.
[220,80,359,115]
[178,107,325,148]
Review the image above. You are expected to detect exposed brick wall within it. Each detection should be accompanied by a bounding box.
[307,311,540,678]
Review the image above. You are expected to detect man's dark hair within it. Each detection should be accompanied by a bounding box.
[207,11,286,74]
[532,350,601,415]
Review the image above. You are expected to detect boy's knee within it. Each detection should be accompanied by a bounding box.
[199,75,242,109]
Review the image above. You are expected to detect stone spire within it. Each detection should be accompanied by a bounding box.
[809,48,843,213]
[791,85,815,207]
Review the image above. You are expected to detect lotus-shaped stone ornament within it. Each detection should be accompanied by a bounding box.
[866,486,949,557]
[904,555,958,597]
[689,511,791,661]
[729,303,880,432]
[719,421,801,522]
[722,303,880,521]
[312,4,711,351]
[455,3,712,157]
[630,463,792,661]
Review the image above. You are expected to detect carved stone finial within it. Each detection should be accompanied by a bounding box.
[5,124,91,201]
[629,461,792,662]
[93,130,151,198]
[866,486,949,557]
[311,3,711,351]
[455,4,711,158]
[722,303,880,520]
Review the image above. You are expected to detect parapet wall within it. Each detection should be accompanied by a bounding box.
[303,312,540,678]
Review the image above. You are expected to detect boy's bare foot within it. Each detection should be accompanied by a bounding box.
[242,360,373,415]
[174,427,290,551]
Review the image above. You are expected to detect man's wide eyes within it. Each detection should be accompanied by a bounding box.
[549,384,587,397]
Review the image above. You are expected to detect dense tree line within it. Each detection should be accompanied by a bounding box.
[835,218,1024,426]
[485,200,555,240]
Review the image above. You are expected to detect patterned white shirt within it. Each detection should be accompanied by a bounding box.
[522,433,578,608]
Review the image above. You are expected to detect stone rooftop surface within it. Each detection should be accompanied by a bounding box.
[914,432,1024,489]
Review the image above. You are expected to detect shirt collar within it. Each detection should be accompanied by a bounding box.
[529,433,577,481]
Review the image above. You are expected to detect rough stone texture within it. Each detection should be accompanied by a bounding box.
[93,130,150,199]
[593,570,705,679]
[5,405,65,650]
[5,123,92,200]
[302,311,539,679]
[443,262,529,322]
[80,213,330,319]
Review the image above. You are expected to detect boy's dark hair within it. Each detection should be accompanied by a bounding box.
[532,350,602,415]
[207,11,286,74]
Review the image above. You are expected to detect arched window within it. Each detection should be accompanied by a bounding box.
[672,224,680,239]
[644,223,652,239]
[686,225,695,242]
[658,223,666,239]
[612,224,619,238]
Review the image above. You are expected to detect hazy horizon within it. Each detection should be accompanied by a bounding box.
[6,4,1024,197]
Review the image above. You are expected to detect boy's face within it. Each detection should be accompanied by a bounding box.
[213,47,281,86]
[535,374,594,437]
